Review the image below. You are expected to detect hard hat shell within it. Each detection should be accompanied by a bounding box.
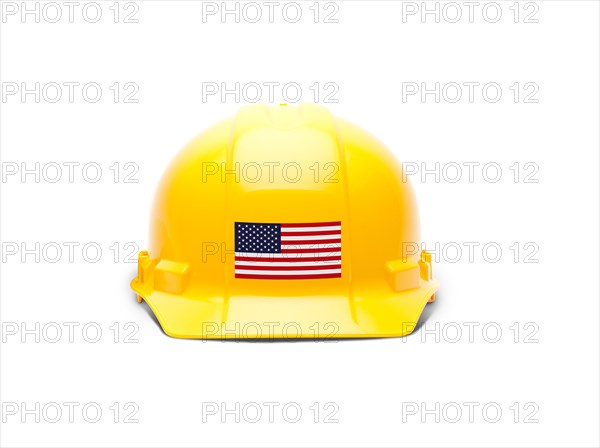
[131,104,438,339]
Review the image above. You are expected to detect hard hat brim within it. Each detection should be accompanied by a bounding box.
[131,278,438,339]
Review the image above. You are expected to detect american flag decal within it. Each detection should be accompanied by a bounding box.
[234,221,342,279]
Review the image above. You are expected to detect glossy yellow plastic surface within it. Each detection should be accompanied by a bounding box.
[131,104,439,339]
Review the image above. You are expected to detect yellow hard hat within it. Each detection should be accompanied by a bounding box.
[131,104,438,339]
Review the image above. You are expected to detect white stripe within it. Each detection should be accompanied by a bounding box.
[281,234,340,241]
[280,243,340,248]
[235,260,340,267]
[235,268,341,276]
[279,247,340,252]
[235,251,341,258]
[281,244,341,250]
[281,225,341,233]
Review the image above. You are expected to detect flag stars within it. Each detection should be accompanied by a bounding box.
[235,222,281,253]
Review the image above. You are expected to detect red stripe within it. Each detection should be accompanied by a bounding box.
[280,230,340,236]
[281,247,341,254]
[235,264,341,271]
[235,273,341,280]
[235,255,341,262]
[281,238,341,245]
[280,221,341,228]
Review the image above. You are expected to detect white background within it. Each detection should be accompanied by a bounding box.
[1,1,599,447]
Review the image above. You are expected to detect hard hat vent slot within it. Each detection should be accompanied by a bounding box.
[385,260,420,291]
[153,260,190,294]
